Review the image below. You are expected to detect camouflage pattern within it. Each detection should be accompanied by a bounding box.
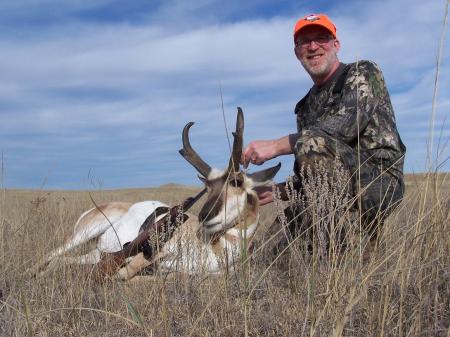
[291,60,406,231]
[295,60,405,178]
[293,128,404,230]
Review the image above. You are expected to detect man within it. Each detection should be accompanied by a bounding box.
[242,14,406,241]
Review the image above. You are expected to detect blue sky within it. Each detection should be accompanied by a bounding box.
[1,0,449,190]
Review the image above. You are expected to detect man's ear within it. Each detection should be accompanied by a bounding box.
[334,38,340,51]
[247,162,281,186]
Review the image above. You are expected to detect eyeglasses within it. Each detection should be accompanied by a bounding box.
[295,35,333,49]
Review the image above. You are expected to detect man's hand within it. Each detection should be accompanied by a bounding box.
[254,185,274,205]
[242,140,277,168]
[241,136,294,169]
[254,182,289,206]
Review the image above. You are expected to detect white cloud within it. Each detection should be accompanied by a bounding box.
[0,0,449,188]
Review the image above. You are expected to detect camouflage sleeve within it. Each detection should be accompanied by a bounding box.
[312,61,386,144]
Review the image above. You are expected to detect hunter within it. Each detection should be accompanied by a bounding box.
[242,13,406,243]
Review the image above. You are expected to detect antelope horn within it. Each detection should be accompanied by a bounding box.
[179,122,212,178]
[227,107,244,174]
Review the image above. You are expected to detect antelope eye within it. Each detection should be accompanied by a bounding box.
[230,178,243,188]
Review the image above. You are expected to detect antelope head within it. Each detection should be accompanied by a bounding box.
[179,107,281,234]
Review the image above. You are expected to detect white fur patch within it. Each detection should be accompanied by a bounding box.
[203,192,247,232]
[159,237,221,274]
[226,219,258,240]
[96,200,168,252]
[243,176,254,189]
[207,168,225,180]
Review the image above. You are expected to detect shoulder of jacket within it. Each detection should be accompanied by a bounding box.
[347,60,382,76]
[343,60,385,92]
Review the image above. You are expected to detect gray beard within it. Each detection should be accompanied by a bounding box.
[301,53,336,79]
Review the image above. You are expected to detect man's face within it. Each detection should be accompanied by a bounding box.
[294,26,340,80]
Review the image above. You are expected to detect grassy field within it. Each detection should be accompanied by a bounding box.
[0,173,449,336]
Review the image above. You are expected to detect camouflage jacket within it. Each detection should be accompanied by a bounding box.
[295,61,406,178]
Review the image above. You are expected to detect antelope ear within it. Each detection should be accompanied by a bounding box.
[247,162,281,185]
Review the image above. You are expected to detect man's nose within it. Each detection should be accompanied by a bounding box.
[308,40,320,50]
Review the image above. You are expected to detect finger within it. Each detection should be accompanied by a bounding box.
[242,155,249,169]
[250,151,260,165]
[252,156,264,166]
[240,146,249,164]
[243,154,251,168]
[240,152,245,165]
[242,148,253,168]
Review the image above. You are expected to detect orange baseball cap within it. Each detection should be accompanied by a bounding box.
[293,14,337,41]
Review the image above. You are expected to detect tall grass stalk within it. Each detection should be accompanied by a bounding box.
[428,0,449,172]
[0,165,448,337]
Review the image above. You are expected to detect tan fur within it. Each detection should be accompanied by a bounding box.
[234,207,258,230]
[73,202,132,234]
[210,238,226,258]
[116,252,151,280]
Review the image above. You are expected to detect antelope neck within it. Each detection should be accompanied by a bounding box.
[210,213,259,244]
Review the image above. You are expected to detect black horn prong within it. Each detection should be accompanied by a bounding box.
[179,121,211,177]
[228,107,244,174]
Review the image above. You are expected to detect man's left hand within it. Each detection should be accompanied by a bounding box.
[254,185,274,206]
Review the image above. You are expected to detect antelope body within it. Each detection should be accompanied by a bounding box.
[32,108,280,280]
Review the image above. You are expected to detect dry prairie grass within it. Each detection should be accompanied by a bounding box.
[0,173,448,337]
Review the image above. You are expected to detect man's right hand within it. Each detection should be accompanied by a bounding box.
[241,140,277,168]
[241,135,294,169]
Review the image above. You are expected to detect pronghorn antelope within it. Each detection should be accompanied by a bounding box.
[31,108,281,280]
